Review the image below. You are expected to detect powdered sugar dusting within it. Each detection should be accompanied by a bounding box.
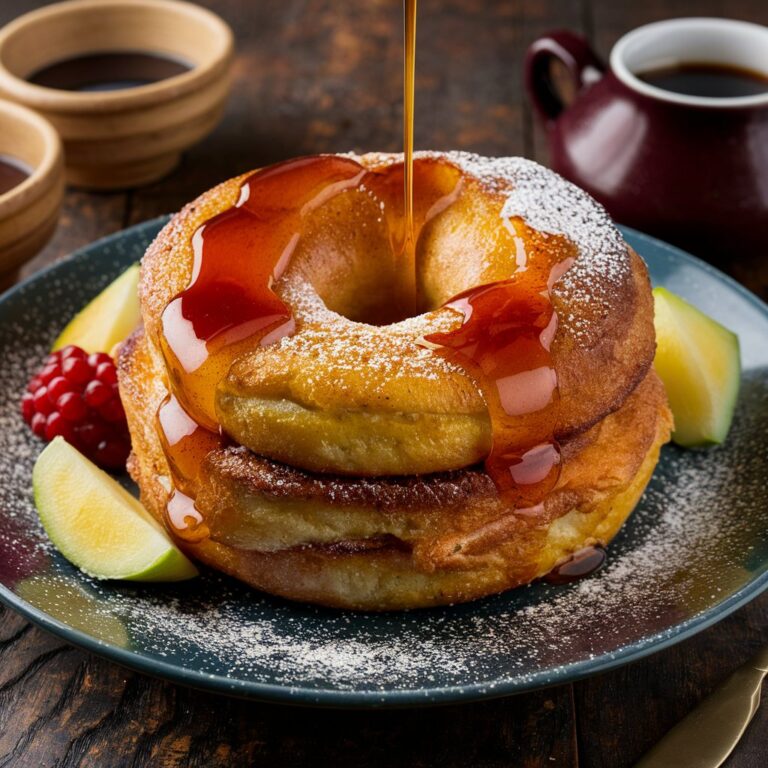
[270,273,465,393]
[429,151,631,343]
[447,153,627,280]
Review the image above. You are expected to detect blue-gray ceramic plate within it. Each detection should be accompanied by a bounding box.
[0,219,766,707]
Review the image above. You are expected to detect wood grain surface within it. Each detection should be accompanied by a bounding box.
[1,1,767,766]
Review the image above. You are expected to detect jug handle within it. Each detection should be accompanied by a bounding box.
[525,30,605,125]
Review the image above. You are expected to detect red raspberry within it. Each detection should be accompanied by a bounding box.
[39,363,61,384]
[21,393,35,424]
[30,412,47,438]
[62,357,91,385]
[22,345,130,470]
[59,345,85,360]
[57,392,87,422]
[45,412,75,442]
[88,352,112,368]
[95,362,118,386]
[76,419,108,448]
[33,387,54,416]
[99,396,126,423]
[84,380,111,408]
[94,437,131,469]
[46,376,72,403]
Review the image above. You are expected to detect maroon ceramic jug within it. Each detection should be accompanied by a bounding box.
[525,19,768,266]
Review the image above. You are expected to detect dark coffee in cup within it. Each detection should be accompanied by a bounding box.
[28,52,192,92]
[637,62,768,98]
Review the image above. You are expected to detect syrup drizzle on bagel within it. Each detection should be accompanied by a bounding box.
[402,0,418,301]
[423,237,574,507]
[157,393,221,541]
[157,154,461,539]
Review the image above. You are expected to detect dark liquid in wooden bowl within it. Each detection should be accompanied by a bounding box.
[637,62,768,98]
[28,52,192,92]
[0,155,31,195]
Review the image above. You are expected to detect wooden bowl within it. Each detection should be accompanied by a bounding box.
[0,0,234,189]
[0,99,63,277]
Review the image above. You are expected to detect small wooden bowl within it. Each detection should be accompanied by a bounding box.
[0,0,234,189]
[0,99,63,277]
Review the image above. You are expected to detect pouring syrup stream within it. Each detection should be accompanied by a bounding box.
[403,0,417,304]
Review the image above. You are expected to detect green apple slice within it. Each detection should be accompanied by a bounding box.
[33,437,198,581]
[653,286,741,447]
[53,264,140,353]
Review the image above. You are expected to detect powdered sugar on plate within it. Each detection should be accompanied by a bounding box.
[24,371,766,696]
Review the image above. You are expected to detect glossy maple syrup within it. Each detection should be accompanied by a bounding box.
[424,228,574,508]
[401,0,574,508]
[165,489,209,543]
[543,545,607,585]
[156,394,222,540]
[157,0,576,538]
[157,154,461,538]
[402,0,418,302]
[161,156,362,430]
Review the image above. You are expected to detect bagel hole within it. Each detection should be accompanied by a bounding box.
[285,171,492,326]
[309,258,430,327]
[290,191,435,326]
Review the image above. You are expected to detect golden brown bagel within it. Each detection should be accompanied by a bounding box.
[119,151,671,610]
[140,152,655,476]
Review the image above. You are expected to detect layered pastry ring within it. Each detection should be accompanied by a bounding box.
[120,151,672,609]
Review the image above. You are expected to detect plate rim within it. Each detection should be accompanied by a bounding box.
[0,219,767,708]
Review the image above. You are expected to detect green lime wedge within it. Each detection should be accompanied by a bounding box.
[653,286,741,446]
[53,264,140,353]
[33,437,198,581]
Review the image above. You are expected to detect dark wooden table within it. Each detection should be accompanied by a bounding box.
[1,1,766,765]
